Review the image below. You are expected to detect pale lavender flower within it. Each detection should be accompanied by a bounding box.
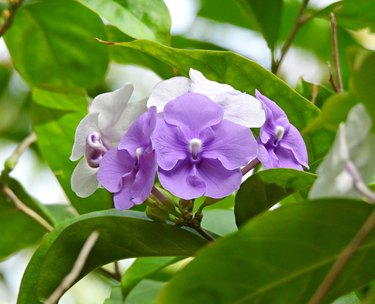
[97,107,157,210]
[70,84,147,197]
[152,92,257,199]
[256,90,309,170]
[147,68,265,128]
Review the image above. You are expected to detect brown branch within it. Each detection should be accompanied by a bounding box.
[329,13,343,92]
[2,185,53,231]
[327,62,339,92]
[241,158,260,176]
[46,231,100,304]
[0,0,23,37]
[273,0,310,73]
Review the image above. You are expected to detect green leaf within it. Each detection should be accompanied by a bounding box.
[4,0,109,89]
[122,257,178,297]
[31,89,112,214]
[296,78,334,109]
[126,280,166,304]
[236,0,283,50]
[104,286,123,304]
[0,178,51,260]
[112,39,333,167]
[201,209,238,236]
[18,210,208,303]
[235,169,317,226]
[157,199,375,304]
[77,0,171,45]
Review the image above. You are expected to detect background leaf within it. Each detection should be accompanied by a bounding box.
[158,199,375,304]
[4,0,109,89]
[235,169,316,226]
[18,210,208,303]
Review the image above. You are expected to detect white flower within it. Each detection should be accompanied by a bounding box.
[309,104,375,199]
[147,68,265,128]
[70,83,147,197]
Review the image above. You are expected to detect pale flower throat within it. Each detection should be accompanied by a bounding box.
[189,138,202,160]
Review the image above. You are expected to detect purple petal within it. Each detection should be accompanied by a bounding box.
[97,148,135,193]
[202,120,257,170]
[163,93,223,136]
[158,159,206,200]
[114,172,136,210]
[119,106,157,155]
[274,147,303,170]
[279,124,309,168]
[256,90,287,123]
[152,119,188,170]
[197,158,242,198]
[257,144,273,169]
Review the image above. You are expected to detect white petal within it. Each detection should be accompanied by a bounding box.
[71,159,99,198]
[345,103,372,150]
[189,68,237,99]
[214,92,266,128]
[147,76,191,112]
[91,83,134,131]
[70,113,100,161]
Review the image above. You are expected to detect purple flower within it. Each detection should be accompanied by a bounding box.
[152,92,257,199]
[256,90,309,170]
[97,107,157,209]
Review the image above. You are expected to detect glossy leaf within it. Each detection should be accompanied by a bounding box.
[4,0,109,89]
[31,89,112,214]
[126,280,166,304]
[235,169,316,226]
[296,78,334,109]
[18,210,208,303]
[237,0,282,49]
[158,199,375,304]
[112,39,333,167]
[201,209,237,236]
[77,0,171,45]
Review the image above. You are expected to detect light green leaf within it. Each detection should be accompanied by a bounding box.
[112,39,333,168]
[77,0,171,45]
[236,0,283,50]
[18,210,208,303]
[4,0,109,89]
[201,209,237,236]
[126,280,166,304]
[235,169,317,226]
[158,199,375,304]
[31,89,112,214]
[296,78,334,109]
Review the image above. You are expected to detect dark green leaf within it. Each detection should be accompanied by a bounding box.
[77,0,171,45]
[18,210,208,303]
[235,169,316,226]
[113,39,333,168]
[237,0,283,49]
[4,0,109,89]
[158,199,375,304]
[32,89,112,214]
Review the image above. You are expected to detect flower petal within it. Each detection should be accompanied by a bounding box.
[273,147,303,170]
[214,92,265,128]
[119,107,157,156]
[114,172,137,210]
[152,118,187,170]
[71,159,99,197]
[203,120,257,170]
[158,159,206,200]
[70,113,100,161]
[189,68,235,98]
[164,93,223,136]
[97,148,135,193]
[147,76,191,112]
[256,90,286,121]
[197,158,242,198]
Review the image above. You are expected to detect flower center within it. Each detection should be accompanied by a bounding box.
[85,132,108,168]
[189,138,202,160]
[274,126,285,145]
[135,147,143,160]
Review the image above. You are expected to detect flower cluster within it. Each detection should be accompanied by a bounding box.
[71,69,309,209]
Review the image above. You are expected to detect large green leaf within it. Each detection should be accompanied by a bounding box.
[0,178,51,260]
[158,199,375,304]
[235,169,317,226]
[31,89,112,214]
[237,0,283,50]
[112,39,333,167]
[17,210,208,304]
[4,0,109,89]
[77,0,171,45]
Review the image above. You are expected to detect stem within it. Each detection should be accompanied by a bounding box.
[97,267,121,281]
[309,209,375,304]
[241,158,260,176]
[114,261,122,281]
[327,62,339,92]
[0,0,23,37]
[46,231,99,304]
[273,0,310,73]
[329,13,343,92]
[195,226,215,242]
[2,185,53,232]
